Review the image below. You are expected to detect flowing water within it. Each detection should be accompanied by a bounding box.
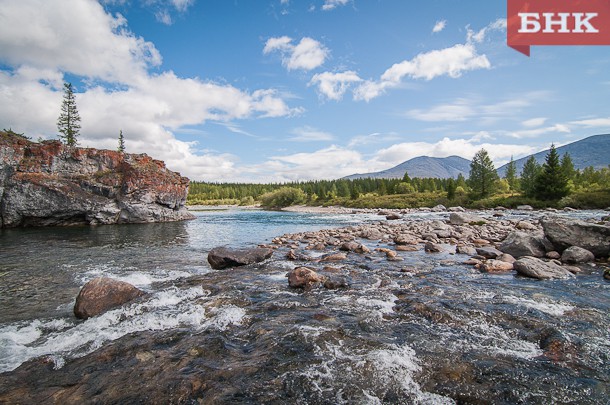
[0,209,609,404]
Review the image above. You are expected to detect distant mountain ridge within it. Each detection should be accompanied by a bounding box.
[497,134,610,176]
[343,155,471,180]
[343,134,610,180]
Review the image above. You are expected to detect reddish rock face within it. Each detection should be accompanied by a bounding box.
[74,277,146,319]
[0,132,194,227]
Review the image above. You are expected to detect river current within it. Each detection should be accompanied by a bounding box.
[0,209,609,404]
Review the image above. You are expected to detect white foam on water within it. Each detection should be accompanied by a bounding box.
[503,295,575,317]
[77,264,194,289]
[0,286,216,373]
[203,305,247,331]
[293,337,454,404]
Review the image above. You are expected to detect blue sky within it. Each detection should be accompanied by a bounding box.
[1,0,609,182]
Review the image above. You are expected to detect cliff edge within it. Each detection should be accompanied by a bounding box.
[0,131,195,227]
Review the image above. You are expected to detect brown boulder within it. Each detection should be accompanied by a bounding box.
[74,277,145,320]
[287,267,326,290]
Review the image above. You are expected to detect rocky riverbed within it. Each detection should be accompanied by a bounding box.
[0,208,609,404]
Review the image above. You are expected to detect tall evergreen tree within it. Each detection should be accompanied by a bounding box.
[520,156,541,197]
[117,130,126,153]
[534,144,569,200]
[57,82,81,146]
[560,152,576,181]
[402,171,411,183]
[446,178,457,200]
[504,156,518,192]
[468,149,499,198]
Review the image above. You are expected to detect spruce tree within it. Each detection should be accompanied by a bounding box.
[118,130,126,153]
[504,156,518,192]
[57,82,81,146]
[402,171,411,183]
[520,156,541,197]
[534,144,569,200]
[560,152,576,181]
[468,149,499,198]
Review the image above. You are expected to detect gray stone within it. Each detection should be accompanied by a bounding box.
[514,257,575,280]
[424,242,444,253]
[542,218,610,258]
[517,205,534,211]
[475,246,503,259]
[499,231,546,258]
[207,247,274,269]
[561,246,595,264]
[449,212,486,225]
[456,245,477,255]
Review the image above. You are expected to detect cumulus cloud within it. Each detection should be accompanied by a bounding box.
[0,0,299,181]
[432,20,447,33]
[309,71,362,100]
[467,18,507,43]
[263,36,329,71]
[322,0,350,11]
[354,43,490,101]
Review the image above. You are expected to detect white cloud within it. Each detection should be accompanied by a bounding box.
[522,117,548,127]
[467,18,507,43]
[0,0,161,85]
[407,99,475,122]
[569,117,610,128]
[373,137,536,167]
[354,43,490,101]
[432,20,446,33]
[406,93,550,124]
[0,0,299,182]
[263,36,329,71]
[309,71,362,100]
[289,126,335,142]
[504,124,571,139]
[322,0,349,11]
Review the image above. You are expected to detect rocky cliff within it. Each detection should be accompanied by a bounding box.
[0,131,194,227]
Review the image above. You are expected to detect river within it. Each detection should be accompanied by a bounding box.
[0,209,609,404]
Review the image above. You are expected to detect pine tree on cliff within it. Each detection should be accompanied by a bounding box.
[468,149,498,198]
[118,130,126,153]
[57,82,81,147]
[534,144,569,200]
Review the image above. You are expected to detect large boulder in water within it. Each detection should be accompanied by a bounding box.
[499,231,546,258]
[542,218,610,258]
[207,247,274,269]
[74,277,145,319]
[513,257,575,280]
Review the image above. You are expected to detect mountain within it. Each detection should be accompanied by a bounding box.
[497,134,610,177]
[343,155,471,180]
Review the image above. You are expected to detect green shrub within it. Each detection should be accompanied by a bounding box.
[259,187,305,208]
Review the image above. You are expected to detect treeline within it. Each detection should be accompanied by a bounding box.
[189,174,469,206]
[188,145,610,209]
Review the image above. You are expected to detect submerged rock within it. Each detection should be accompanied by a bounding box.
[207,247,274,269]
[74,277,145,319]
[513,257,575,280]
[542,218,610,258]
[0,133,194,227]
